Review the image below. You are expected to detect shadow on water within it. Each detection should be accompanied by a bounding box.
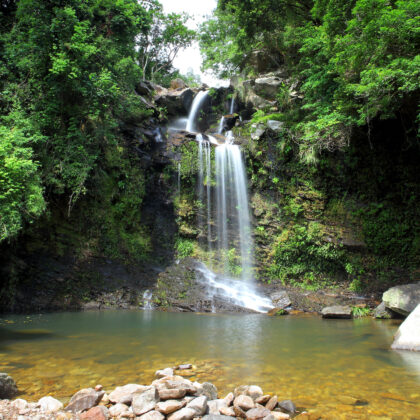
[0,326,57,351]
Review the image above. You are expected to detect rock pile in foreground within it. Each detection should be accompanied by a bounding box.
[0,367,302,420]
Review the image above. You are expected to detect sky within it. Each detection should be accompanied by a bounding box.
[158,0,228,87]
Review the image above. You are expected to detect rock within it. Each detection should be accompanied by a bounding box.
[136,81,153,96]
[208,399,228,414]
[220,406,236,416]
[155,88,195,116]
[155,368,174,379]
[255,396,270,405]
[201,382,218,400]
[10,399,27,411]
[223,392,234,406]
[250,124,266,141]
[139,410,165,420]
[66,388,105,413]
[158,388,187,400]
[246,407,271,420]
[38,396,63,413]
[109,403,129,417]
[254,76,283,100]
[233,405,247,418]
[270,412,290,420]
[262,415,275,420]
[234,395,255,411]
[267,120,284,132]
[132,387,159,416]
[108,384,149,405]
[171,79,187,90]
[80,406,109,420]
[203,416,235,420]
[247,386,263,400]
[278,400,296,414]
[0,373,18,399]
[265,396,278,411]
[164,380,197,395]
[156,400,186,415]
[234,385,249,397]
[391,303,420,351]
[177,364,193,370]
[383,283,420,316]
[167,407,197,420]
[95,385,103,392]
[374,301,397,319]
[267,308,289,316]
[337,395,368,405]
[321,305,352,319]
[187,395,208,415]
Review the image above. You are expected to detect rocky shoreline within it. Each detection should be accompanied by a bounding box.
[0,367,310,420]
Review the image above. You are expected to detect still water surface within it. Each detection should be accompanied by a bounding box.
[0,311,419,419]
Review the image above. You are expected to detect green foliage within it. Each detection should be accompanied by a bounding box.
[175,238,195,259]
[351,306,372,318]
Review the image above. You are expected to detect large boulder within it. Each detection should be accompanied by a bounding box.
[270,291,291,309]
[391,304,420,351]
[254,76,283,100]
[321,305,352,319]
[383,283,420,316]
[155,88,195,116]
[373,302,397,319]
[0,373,18,399]
[132,387,160,416]
[38,396,63,413]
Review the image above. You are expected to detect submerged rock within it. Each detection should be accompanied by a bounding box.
[321,305,352,319]
[0,373,18,399]
[383,283,420,316]
[391,304,420,351]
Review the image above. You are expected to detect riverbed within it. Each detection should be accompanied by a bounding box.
[1,311,419,418]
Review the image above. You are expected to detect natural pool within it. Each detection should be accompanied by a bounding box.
[0,311,419,419]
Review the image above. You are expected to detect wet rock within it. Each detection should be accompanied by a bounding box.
[321,305,352,319]
[374,302,397,319]
[278,400,296,414]
[38,396,63,413]
[167,407,197,420]
[220,406,236,416]
[66,388,105,413]
[155,368,174,379]
[337,395,368,405]
[109,403,129,417]
[187,395,208,415]
[132,387,159,416]
[156,400,186,415]
[383,283,420,316]
[139,410,165,420]
[246,407,271,420]
[255,396,270,405]
[108,384,149,405]
[265,396,278,411]
[234,395,255,411]
[158,388,187,400]
[0,373,18,399]
[267,308,288,316]
[155,88,194,116]
[223,392,234,406]
[80,406,109,420]
[391,304,420,351]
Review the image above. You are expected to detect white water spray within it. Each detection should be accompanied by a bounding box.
[143,289,153,310]
[186,91,208,132]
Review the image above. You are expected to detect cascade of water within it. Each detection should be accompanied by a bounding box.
[217,116,225,134]
[186,91,208,132]
[153,127,163,143]
[142,290,153,310]
[229,97,235,115]
[205,141,212,251]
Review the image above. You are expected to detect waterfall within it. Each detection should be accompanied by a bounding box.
[229,97,235,115]
[217,117,225,134]
[216,131,253,281]
[205,141,212,251]
[186,91,208,132]
[143,290,153,310]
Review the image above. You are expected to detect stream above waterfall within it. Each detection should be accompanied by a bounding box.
[1,311,419,418]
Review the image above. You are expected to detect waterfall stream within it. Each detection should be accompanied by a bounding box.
[188,92,272,313]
